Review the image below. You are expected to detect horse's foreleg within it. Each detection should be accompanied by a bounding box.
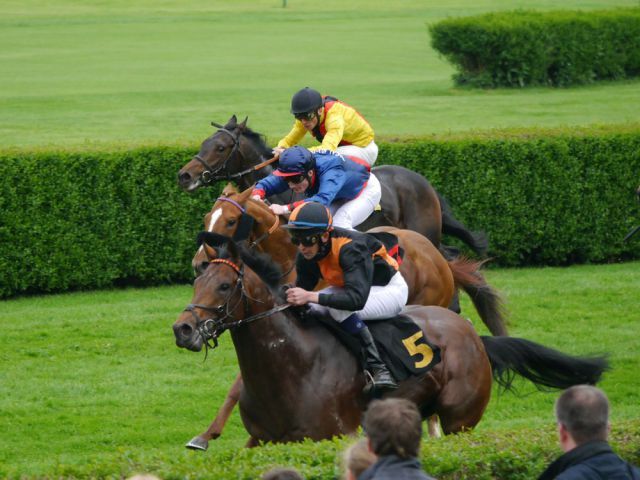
[427,415,442,438]
[185,373,243,451]
[245,436,259,448]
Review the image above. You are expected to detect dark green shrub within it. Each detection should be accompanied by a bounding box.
[1,127,638,298]
[429,8,640,87]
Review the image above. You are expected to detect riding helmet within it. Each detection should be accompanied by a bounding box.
[283,202,333,236]
[274,146,314,177]
[290,87,323,114]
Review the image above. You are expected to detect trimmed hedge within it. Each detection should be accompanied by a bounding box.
[1,128,639,297]
[429,8,640,87]
[5,421,638,479]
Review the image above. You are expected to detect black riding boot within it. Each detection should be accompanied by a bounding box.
[355,327,398,393]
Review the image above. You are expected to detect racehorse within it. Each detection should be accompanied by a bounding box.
[173,238,608,446]
[177,115,488,256]
[184,185,505,450]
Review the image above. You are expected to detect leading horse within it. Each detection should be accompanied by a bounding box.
[177,115,488,256]
[173,239,608,446]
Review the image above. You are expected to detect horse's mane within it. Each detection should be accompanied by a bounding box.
[224,118,273,160]
[197,231,283,291]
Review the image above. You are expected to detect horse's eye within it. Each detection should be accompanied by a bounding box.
[227,219,236,227]
[217,145,225,152]
[219,283,230,291]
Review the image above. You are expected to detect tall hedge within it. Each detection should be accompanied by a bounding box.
[1,129,639,298]
[429,8,640,87]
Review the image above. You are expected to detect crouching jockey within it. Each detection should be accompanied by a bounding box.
[251,145,381,230]
[283,202,409,393]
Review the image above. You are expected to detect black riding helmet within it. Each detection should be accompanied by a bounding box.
[283,202,333,236]
[290,87,323,115]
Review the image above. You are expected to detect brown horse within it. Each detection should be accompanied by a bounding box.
[177,115,488,256]
[194,186,507,335]
[173,239,608,446]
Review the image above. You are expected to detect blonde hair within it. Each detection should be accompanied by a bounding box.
[343,438,377,480]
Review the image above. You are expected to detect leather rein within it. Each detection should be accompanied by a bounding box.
[183,258,290,358]
[191,124,278,184]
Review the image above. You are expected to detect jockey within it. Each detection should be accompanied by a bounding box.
[282,202,410,393]
[251,145,381,230]
[273,87,378,167]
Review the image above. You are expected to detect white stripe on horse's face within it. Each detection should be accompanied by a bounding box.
[197,207,225,256]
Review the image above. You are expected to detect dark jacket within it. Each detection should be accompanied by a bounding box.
[295,227,399,311]
[359,455,436,480]
[538,441,640,480]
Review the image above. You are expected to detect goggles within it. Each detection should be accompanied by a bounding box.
[291,235,320,247]
[285,173,307,185]
[294,111,316,121]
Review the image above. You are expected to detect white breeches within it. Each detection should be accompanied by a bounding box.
[330,172,381,230]
[336,140,379,167]
[310,271,409,322]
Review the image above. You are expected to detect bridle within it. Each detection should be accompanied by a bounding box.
[216,196,280,249]
[191,124,278,184]
[182,258,290,357]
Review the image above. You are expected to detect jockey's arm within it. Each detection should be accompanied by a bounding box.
[277,121,306,149]
[304,161,346,206]
[318,241,373,311]
[252,175,290,200]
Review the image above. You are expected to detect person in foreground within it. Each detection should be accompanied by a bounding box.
[251,145,380,230]
[261,467,304,480]
[275,87,378,167]
[343,438,377,480]
[538,385,640,480]
[283,202,408,392]
[359,398,436,480]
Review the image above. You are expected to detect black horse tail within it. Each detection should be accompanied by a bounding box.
[448,257,508,336]
[480,336,610,391]
[438,192,489,257]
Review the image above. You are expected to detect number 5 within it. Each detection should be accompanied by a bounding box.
[402,331,433,368]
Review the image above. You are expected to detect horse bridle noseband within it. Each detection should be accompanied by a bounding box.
[183,258,290,358]
[191,124,279,184]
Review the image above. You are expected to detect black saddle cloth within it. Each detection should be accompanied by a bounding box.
[315,312,441,382]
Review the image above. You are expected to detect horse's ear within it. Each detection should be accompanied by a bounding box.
[237,185,254,203]
[225,237,241,263]
[197,231,231,249]
[227,114,238,129]
[237,116,248,131]
[211,121,225,129]
[221,183,238,197]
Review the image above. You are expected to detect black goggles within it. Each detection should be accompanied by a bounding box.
[291,235,320,247]
[285,173,307,185]
[294,111,316,121]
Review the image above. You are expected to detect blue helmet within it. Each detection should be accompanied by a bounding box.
[274,146,314,177]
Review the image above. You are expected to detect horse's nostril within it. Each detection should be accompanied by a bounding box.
[178,171,192,184]
[174,322,194,339]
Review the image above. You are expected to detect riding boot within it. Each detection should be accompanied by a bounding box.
[355,326,398,393]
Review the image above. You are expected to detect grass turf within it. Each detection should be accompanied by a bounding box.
[1,0,640,148]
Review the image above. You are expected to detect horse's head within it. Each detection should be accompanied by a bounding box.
[192,185,281,275]
[174,234,246,352]
[178,115,249,192]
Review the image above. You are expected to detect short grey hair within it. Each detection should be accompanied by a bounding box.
[555,385,609,444]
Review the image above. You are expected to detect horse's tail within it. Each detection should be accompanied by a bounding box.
[437,192,489,257]
[480,336,609,391]
[448,257,508,336]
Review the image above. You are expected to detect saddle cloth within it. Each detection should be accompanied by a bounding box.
[316,312,441,382]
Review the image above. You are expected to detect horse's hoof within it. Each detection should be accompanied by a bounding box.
[185,436,209,451]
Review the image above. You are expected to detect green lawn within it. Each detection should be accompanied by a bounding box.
[1,0,639,148]
[1,262,638,477]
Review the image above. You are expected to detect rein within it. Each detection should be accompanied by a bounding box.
[183,258,291,358]
[192,126,277,184]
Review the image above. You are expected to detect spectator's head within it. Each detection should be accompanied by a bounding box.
[342,438,377,480]
[363,398,422,459]
[261,467,304,480]
[555,385,610,451]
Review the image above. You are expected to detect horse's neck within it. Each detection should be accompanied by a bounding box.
[235,141,273,190]
[247,202,297,276]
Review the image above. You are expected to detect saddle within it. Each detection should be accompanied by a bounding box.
[313,311,441,383]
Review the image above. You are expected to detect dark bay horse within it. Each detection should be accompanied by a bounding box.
[173,239,608,446]
[177,115,488,256]
[184,186,506,450]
